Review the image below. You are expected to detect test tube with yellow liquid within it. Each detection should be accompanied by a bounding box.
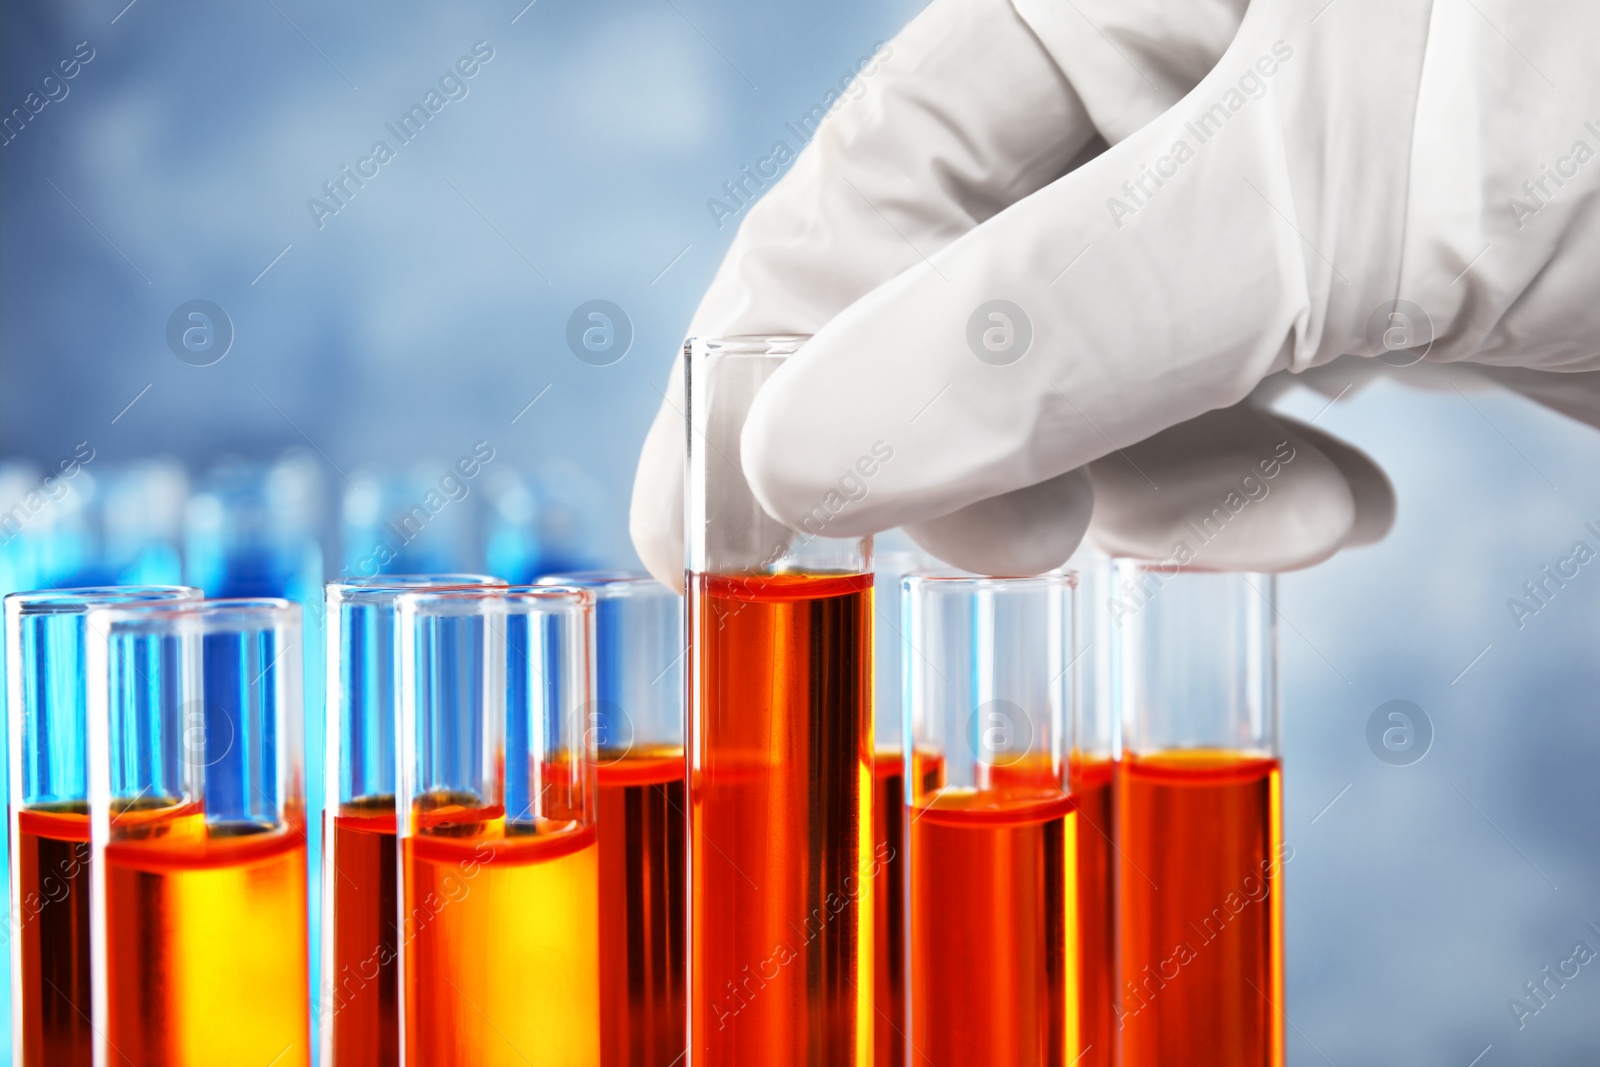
[395,585,600,1066]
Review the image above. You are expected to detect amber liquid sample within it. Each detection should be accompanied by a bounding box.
[1117,750,1284,1067]
[1068,755,1116,1067]
[871,753,905,1067]
[327,797,399,1066]
[910,778,1079,1066]
[403,806,600,1066]
[689,572,873,1066]
[103,809,312,1066]
[14,806,93,1067]
[871,749,946,1067]
[597,750,688,1067]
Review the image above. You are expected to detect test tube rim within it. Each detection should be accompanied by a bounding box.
[902,569,1079,595]
[535,569,672,599]
[690,333,810,357]
[3,585,201,616]
[1109,556,1273,577]
[83,596,302,634]
[393,583,592,618]
[333,572,505,591]
[326,574,506,608]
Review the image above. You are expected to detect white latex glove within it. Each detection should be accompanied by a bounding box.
[631,0,1600,589]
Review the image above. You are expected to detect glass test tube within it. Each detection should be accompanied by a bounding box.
[540,571,686,1067]
[321,575,503,1067]
[5,586,199,1067]
[686,335,873,1065]
[869,549,918,1067]
[904,572,1080,1066]
[1112,562,1284,1067]
[395,586,599,1066]
[1068,553,1118,1067]
[85,597,311,1066]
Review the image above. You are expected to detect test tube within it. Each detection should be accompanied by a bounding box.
[869,549,918,1067]
[1111,562,1284,1066]
[321,575,504,1066]
[538,571,686,1067]
[685,335,873,1065]
[84,597,311,1065]
[904,572,1080,1066]
[395,585,599,1065]
[5,586,199,1067]
[1068,553,1118,1067]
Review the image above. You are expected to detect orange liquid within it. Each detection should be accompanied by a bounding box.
[871,753,905,1067]
[597,750,688,1067]
[326,799,399,1066]
[1117,750,1285,1067]
[910,780,1079,1066]
[689,572,873,1066]
[13,806,93,1067]
[871,749,946,1067]
[1068,755,1116,1067]
[103,809,312,1066]
[403,806,600,1066]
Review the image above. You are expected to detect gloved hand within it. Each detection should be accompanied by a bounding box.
[631,0,1600,590]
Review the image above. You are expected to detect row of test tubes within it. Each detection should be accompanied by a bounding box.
[2,337,1284,1067]
[5,564,1276,1067]
[682,336,1285,1066]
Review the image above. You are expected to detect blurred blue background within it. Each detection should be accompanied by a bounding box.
[2,0,1598,1064]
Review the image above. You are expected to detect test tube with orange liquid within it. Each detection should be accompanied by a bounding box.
[686,335,874,1066]
[1068,554,1118,1067]
[539,571,686,1067]
[84,597,312,1066]
[395,585,600,1066]
[904,572,1082,1066]
[5,586,198,1067]
[869,550,920,1067]
[320,575,502,1066]
[1112,562,1285,1067]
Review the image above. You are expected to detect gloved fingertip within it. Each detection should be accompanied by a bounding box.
[629,403,688,594]
[628,495,685,593]
[740,371,856,536]
[1282,420,1395,548]
[1086,407,1357,572]
[903,468,1094,577]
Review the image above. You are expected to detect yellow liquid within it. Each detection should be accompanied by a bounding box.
[404,824,601,1066]
[104,811,311,1065]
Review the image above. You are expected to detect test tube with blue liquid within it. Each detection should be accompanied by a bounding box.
[5,586,199,1067]
[321,574,503,1066]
